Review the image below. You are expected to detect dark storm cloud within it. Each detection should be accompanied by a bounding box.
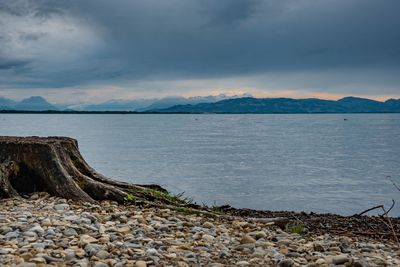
[0,0,399,93]
[0,59,30,70]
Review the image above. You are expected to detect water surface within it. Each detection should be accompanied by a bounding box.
[1,114,399,216]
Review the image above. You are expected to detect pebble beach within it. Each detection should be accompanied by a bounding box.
[0,194,399,267]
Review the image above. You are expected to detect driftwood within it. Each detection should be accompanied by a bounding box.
[0,136,167,203]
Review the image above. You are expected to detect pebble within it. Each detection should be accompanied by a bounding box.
[278,259,294,267]
[63,228,78,236]
[0,197,397,267]
[332,254,349,265]
[53,203,70,211]
[135,260,147,267]
[240,235,256,244]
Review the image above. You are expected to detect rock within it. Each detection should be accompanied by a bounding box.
[313,242,325,252]
[286,252,301,257]
[29,225,45,235]
[41,218,52,226]
[146,248,159,255]
[278,259,294,267]
[219,250,231,258]
[202,234,215,241]
[240,235,256,244]
[203,222,215,228]
[80,234,98,244]
[236,261,250,266]
[117,226,131,235]
[0,226,13,234]
[254,231,267,239]
[63,228,78,236]
[54,203,70,211]
[17,263,36,267]
[135,260,147,267]
[20,252,34,261]
[5,231,19,239]
[332,254,349,265]
[96,250,110,259]
[177,262,189,267]
[31,256,46,263]
[85,244,101,256]
[93,262,108,267]
[43,255,64,263]
[339,243,352,253]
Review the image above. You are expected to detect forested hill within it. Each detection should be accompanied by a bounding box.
[150,97,400,114]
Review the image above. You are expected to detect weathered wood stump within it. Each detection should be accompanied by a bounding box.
[0,136,167,203]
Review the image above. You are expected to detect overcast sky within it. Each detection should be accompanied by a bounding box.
[0,0,399,104]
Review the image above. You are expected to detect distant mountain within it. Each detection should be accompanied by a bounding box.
[137,94,249,111]
[150,97,400,113]
[0,97,17,109]
[78,94,251,111]
[0,96,57,111]
[2,95,400,113]
[385,98,400,109]
[80,99,155,111]
[17,96,57,111]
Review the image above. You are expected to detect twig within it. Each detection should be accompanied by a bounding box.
[388,176,400,192]
[382,205,400,246]
[355,201,399,246]
[357,205,384,216]
[382,199,395,216]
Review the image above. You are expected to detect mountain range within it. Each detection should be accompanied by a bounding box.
[0,94,251,111]
[151,96,400,113]
[74,94,252,111]
[1,95,400,113]
[0,96,57,111]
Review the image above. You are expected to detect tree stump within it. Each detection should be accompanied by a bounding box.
[0,136,167,203]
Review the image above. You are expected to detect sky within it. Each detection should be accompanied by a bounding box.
[0,0,399,104]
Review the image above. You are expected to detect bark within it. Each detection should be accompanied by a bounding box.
[0,136,168,204]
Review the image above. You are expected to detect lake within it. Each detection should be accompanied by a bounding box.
[1,113,399,216]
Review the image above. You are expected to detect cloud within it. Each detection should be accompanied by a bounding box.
[0,0,399,100]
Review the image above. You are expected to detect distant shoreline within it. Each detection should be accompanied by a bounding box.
[1,110,400,114]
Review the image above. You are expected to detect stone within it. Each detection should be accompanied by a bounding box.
[278,259,294,267]
[146,248,159,255]
[63,228,78,236]
[29,225,45,235]
[5,231,19,239]
[135,260,147,267]
[93,262,108,267]
[240,235,256,244]
[117,226,131,235]
[17,263,36,267]
[202,234,215,241]
[203,222,215,228]
[313,242,325,252]
[96,250,110,259]
[219,250,231,258]
[54,203,70,211]
[43,255,64,263]
[332,254,349,265]
[31,256,46,263]
[0,226,13,235]
[85,244,101,256]
[80,234,98,244]
[254,231,267,239]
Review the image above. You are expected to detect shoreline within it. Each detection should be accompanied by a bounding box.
[1,195,399,266]
[216,205,400,241]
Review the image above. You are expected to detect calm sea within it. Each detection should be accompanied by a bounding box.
[1,114,399,216]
